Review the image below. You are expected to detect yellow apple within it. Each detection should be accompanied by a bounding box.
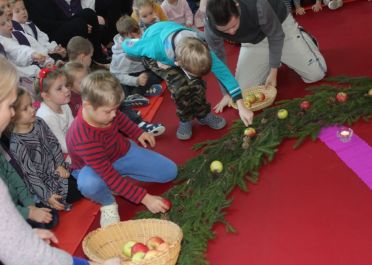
[210,160,223,173]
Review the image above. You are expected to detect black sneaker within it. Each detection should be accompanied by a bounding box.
[123,94,150,107]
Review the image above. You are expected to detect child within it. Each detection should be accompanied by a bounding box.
[10,0,67,60]
[66,70,177,227]
[0,0,11,19]
[66,36,94,69]
[161,0,193,27]
[9,88,80,211]
[132,0,166,31]
[34,68,74,162]
[0,135,59,229]
[0,9,47,78]
[122,21,254,140]
[112,16,163,100]
[65,61,166,136]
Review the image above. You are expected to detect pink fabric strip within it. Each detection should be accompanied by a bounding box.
[318,126,372,189]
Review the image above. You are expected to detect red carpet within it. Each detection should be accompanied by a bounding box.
[70,2,372,264]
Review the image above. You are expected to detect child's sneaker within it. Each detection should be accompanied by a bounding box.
[123,94,150,107]
[198,113,226,130]
[144,84,163,97]
[176,121,193,140]
[100,203,120,228]
[328,0,343,9]
[138,121,166,136]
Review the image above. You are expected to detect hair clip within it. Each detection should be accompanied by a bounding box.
[38,66,57,93]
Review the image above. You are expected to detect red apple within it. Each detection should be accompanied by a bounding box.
[300,100,311,110]
[157,242,170,252]
[277,109,288,119]
[244,127,256,137]
[255,92,266,102]
[132,251,146,262]
[123,241,136,257]
[147,236,165,250]
[336,92,348,103]
[132,243,149,255]
[162,198,172,211]
[245,93,256,104]
[210,160,223,173]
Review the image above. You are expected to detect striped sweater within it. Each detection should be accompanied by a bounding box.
[66,108,147,204]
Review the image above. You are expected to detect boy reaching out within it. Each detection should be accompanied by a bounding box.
[66,70,177,227]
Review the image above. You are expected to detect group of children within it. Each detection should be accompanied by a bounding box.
[0,0,238,230]
[283,0,343,15]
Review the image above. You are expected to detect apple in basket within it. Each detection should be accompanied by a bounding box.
[132,242,149,256]
[147,236,165,250]
[132,251,146,262]
[255,92,266,102]
[245,93,256,104]
[144,250,161,260]
[123,241,136,257]
[157,242,170,252]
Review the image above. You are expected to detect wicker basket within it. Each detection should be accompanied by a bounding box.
[83,219,183,265]
[231,85,277,111]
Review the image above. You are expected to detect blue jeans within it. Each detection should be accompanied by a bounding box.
[72,141,177,206]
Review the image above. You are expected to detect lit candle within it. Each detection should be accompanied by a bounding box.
[340,130,350,137]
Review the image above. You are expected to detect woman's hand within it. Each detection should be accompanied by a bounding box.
[265,68,278,88]
[236,99,254,126]
[138,132,155,148]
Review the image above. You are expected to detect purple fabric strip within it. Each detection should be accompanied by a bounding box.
[318,126,372,189]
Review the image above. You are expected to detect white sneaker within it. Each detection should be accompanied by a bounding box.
[100,203,120,228]
[328,0,343,10]
[323,0,331,5]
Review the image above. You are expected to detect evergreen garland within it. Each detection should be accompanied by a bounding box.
[136,77,372,265]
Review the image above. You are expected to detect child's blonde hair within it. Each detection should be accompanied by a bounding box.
[81,70,124,109]
[133,0,154,13]
[63,61,87,88]
[116,15,140,36]
[0,57,19,102]
[34,68,67,101]
[67,36,94,61]
[175,37,212,77]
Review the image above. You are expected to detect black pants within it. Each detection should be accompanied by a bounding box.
[122,70,162,96]
[95,0,133,44]
[27,203,59,229]
[50,8,106,61]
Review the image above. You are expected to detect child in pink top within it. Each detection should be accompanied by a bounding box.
[161,0,193,27]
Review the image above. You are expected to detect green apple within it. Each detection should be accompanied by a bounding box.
[132,251,146,262]
[144,250,160,260]
[210,160,223,173]
[277,109,288,119]
[245,93,256,104]
[123,241,136,257]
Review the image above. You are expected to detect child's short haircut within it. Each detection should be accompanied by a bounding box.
[0,57,18,102]
[34,68,66,101]
[63,61,87,87]
[133,0,154,11]
[175,37,212,77]
[116,15,140,36]
[10,87,28,125]
[8,0,22,5]
[81,70,124,109]
[67,36,94,61]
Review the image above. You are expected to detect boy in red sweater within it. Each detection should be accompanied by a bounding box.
[66,70,177,227]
